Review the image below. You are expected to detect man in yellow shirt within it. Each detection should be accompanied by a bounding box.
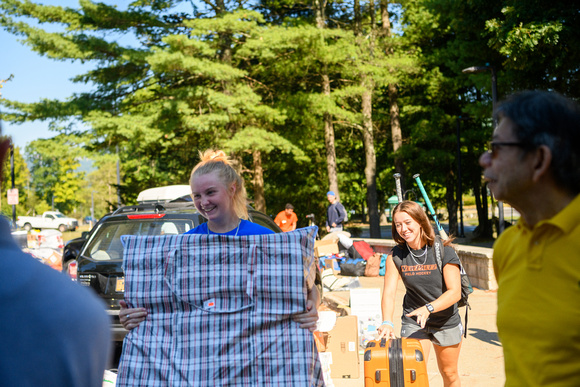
[479,90,580,386]
[274,203,298,232]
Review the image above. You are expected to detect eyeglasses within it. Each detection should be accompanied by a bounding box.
[487,141,527,157]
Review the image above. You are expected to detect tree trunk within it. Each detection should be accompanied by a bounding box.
[380,0,391,37]
[314,0,327,29]
[362,80,381,237]
[389,84,405,191]
[315,0,340,200]
[446,171,458,236]
[474,182,492,238]
[357,0,380,237]
[354,0,362,36]
[323,73,340,199]
[252,150,266,213]
[216,0,232,63]
[381,1,405,194]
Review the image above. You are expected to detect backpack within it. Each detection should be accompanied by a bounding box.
[433,236,474,337]
[364,253,382,277]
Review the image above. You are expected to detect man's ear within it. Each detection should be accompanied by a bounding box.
[531,145,552,183]
[0,138,10,181]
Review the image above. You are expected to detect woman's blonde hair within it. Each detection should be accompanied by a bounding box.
[190,149,249,219]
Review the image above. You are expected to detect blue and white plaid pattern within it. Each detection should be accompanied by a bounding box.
[117,226,323,386]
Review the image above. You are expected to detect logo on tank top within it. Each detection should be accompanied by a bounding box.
[401,264,437,276]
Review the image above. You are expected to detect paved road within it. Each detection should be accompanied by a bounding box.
[323,276,505,386]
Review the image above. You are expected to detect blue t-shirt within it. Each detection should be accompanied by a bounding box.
[185,219,275,236]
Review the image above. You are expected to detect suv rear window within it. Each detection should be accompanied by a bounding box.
[83,219,194,261]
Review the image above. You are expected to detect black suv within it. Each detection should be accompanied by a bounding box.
[65,201,280,343]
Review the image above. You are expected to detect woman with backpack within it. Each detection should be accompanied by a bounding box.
[377,200,463,387]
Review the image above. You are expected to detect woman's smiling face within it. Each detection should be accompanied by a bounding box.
[191,171,234,222]
[393,211,422,246]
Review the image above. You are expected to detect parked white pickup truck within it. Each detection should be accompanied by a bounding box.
[17,211,78,232]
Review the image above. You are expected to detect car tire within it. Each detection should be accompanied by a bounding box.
[58,224,67,233]
[23,223,32,231]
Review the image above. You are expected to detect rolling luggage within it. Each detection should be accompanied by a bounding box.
[364,337,429,386]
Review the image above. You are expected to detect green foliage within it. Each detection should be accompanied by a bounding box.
[484,0,580,93]
[83,157,119,217]
[25,134,86,214]
[2,0,580,233]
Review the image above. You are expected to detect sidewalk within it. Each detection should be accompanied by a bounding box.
[323,276,505,386]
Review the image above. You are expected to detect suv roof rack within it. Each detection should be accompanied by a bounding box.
[137,185,192,203]
[111,201,197,215]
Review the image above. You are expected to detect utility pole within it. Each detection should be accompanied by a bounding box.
[91,190,95,228]
[462,64,504,235]
[10,143,16,224]
[116,145,122,208]
[456,116,470,238]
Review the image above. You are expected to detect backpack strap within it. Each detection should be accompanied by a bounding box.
[433,235,444,273]
[434,235,469,338]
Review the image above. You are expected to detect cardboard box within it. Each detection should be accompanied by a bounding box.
[325,315,360,379]
[315,239,339,257]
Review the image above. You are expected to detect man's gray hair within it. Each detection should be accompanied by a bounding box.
[494,90,580,195]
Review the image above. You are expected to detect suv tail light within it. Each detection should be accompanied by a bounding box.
[67,261,78,281]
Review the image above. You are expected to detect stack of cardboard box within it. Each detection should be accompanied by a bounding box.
[313,238,384,382]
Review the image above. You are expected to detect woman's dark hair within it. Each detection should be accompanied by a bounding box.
[494,90,580,195]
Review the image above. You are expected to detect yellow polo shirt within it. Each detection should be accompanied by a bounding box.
[493,194,580,386]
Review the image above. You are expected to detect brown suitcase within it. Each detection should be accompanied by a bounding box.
[364,337,429,386]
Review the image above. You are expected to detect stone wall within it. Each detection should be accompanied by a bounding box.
[356,238,497,291]
[455,245,497,291]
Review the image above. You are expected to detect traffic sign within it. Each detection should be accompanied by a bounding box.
[7,188,19,205]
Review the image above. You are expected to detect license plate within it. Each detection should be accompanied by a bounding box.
[115,277,125,292]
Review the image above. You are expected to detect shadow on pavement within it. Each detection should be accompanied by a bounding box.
[469,328,502,346]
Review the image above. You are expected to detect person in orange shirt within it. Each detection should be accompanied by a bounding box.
[274,203,298,232]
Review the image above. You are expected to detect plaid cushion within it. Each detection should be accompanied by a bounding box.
[117,226,324,386]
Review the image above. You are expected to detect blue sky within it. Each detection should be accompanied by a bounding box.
[0,1,94,153]
[0,0,199,155]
